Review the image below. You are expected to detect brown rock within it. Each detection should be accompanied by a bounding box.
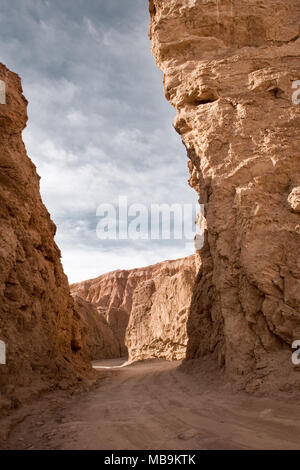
[71,269,138,356]
[74,295,120,360]
[149,0,300,389]
[0,64,92,416]
[71,256,196,360]
[126,256,196,361]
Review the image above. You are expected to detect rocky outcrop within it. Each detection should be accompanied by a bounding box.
[0,64,92,416]
[74,296,120,360]
[149,0,300,391]
[71,269,137,356]
[71,256,196,360]
[126,256,196,361]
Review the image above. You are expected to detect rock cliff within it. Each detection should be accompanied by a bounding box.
[71,256,196,360]
[73,296,120,360]
[149,0,300,391]
[0,64,92,416]
[126,256,196,361]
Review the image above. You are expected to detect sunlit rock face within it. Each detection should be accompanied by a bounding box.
[71,256,196,361]
[126,256,196,361]
[0,64,92,416]
[149,0,300,392]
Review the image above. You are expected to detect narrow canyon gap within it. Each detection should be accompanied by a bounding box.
[71,256,196,362]
[1,0,300,425]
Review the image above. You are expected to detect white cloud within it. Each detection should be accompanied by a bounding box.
[1,0,196,282]
[63,244,194,284]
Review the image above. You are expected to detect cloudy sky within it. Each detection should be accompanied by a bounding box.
[0,0,197,283]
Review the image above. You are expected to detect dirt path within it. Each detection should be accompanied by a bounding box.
[3,359,300,450]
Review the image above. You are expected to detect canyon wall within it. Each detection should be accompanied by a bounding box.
[0,64,92,416]
[71,268,136,356]
[71,256,196,361]
[149,0,300,391]
[73,296,120,360]
[126,256,196,361]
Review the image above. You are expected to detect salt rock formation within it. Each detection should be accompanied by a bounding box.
[149,0,300,390]
[71,256,196,360]
[126,256,196,361]
[73,295,120,360]
[0,64,92,416]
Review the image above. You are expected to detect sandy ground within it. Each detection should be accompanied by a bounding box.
[2,358,300,450]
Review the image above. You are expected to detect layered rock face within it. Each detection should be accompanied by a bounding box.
[71,256,196,360]
[71,269,136,357]
[126,256,196,361]
[149,0,300,389]
[73,296,120,360]
[0,64,92,415]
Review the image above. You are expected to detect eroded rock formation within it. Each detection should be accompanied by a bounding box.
[71,269,136,356]
[149,0,300,391]
[126,256,196,361]
[73,296,120,360]
[0,64,92,416]
[71,256,196,361]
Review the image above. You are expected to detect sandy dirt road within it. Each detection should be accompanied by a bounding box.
[2,359,300,450]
